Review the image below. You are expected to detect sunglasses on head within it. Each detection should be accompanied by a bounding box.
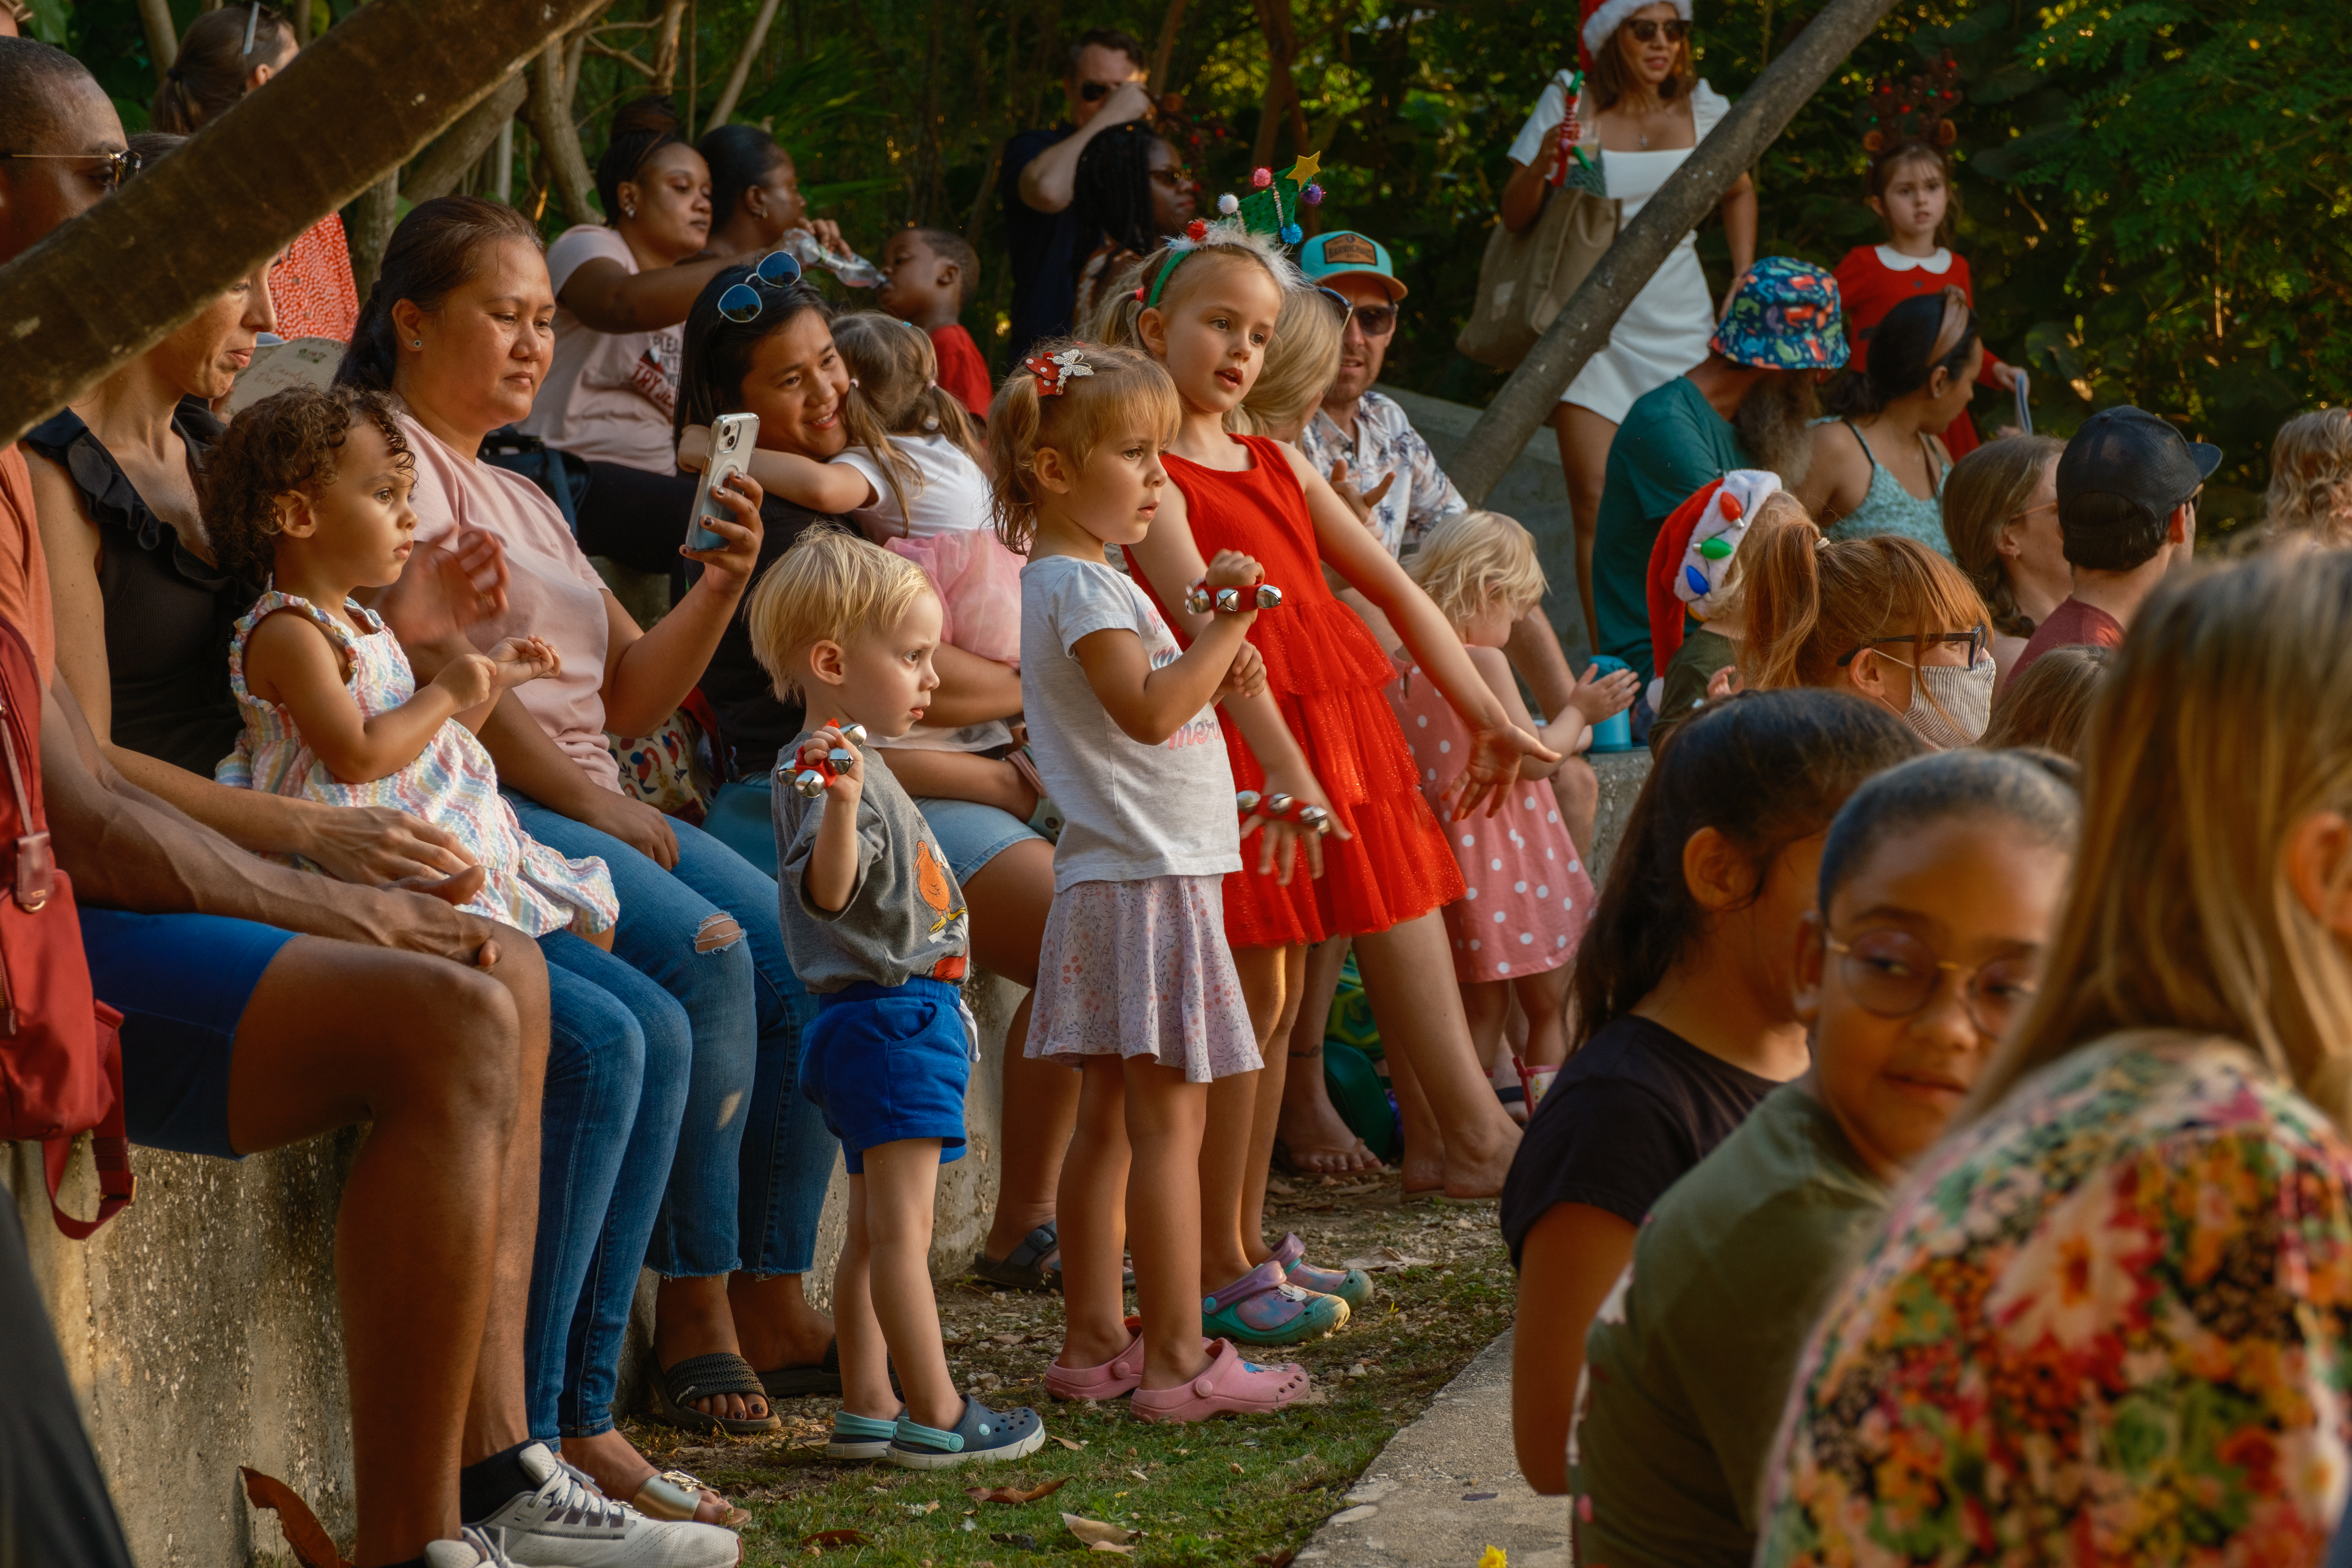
[716,250,807,324]
[1836,625,1988,669]
[1626,17,1690,42]
[2,146,143,191]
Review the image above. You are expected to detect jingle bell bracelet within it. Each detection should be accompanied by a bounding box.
[1233,789,1334,836]
[790,721,870,797]
[1185,579,1285,615]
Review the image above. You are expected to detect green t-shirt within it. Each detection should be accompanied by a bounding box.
[1571,1084,1888,1568]
[1591,376,1753,684]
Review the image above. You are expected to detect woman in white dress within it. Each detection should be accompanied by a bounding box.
[1499,0,1756,644]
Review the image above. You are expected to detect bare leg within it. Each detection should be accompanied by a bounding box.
[651,1276,763,1421]
[1353,912,1523,1199]
[1461,979,1509,1074]
[727,1271,834,1371]
[1202,945,1288,1293]
[855,1144,961,1431]
[1552,403,1618,652]
[1243,945,1307,1267]
[1514,966,1574,1071]
[964,842,1080,1263]
[1123,1058,1213,1391]
[225,938,528,1568]
[1054,1059,1134,1372]
[1385,1017,1444,1195]
[1552,757,1601,863]
[1272,938,1381,1174]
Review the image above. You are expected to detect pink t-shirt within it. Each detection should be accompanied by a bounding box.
[517,225,681,474]
[399,413,623,793]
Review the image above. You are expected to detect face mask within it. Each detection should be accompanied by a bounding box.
[1899,655,1995,750]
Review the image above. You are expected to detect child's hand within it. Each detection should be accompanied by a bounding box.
[684,471,767,591]
[1564,661,1640,727]
[429,652,500,712]
[1242,762,1349,886]
[1202,549,1265,591]
[677,423,712,474]
[796,724,865,806]
[1217,641,1268,703]
[1444,720,1562,821]
[1327,460,1396,530]
[486,635,561,689]
[1707,664,1742,701]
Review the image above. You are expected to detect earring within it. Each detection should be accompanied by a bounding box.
[411,339,423,348]
[623,204,636,218]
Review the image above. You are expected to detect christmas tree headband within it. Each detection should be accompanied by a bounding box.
[1138,152,1326,310]
[1859,55,1962,155]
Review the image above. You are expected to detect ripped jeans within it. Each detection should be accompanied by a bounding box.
[508,796,838,1437]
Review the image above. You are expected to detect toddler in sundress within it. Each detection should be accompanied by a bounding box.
[203,386,617,939]
[995,341,1311,1423]
[1394,510,1636,1104]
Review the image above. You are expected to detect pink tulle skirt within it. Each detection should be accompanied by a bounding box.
[884,527,1025,668]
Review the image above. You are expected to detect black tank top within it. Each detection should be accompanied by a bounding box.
[24,401,254,776]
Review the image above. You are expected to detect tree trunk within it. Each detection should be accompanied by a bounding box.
[1248,0,1305,171]
[703,0,786,132]
[1147,0,1186,94]
[1444,0,1906,505]
[0,0,607,446]
[136,0,178,82]
[651,0,690,93]
[526,38,600,224]
[492,114,515,203]
[401,70,529,206]
[344,173,399,299]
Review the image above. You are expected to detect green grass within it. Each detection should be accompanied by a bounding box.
[619,1188,1517,1565]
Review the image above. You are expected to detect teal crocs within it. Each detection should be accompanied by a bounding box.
[886,1396,1048,1470]
[1271,1232,1374,1312]
[1201,1259,1351,1346]
[826,1408,901,1461]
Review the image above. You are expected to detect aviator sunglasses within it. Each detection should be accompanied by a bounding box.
[1626,17,1690,42]
[716,250,807,324]
[2,146,143,191]
[1316,288,1397,338]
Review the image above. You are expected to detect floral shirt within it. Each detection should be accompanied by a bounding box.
[1757,1031,2352,1568]
[1300,390,1466,558]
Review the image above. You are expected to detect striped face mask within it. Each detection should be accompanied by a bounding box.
[1897,654,1996,751]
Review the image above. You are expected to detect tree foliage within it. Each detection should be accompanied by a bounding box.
[41,0,2352,529]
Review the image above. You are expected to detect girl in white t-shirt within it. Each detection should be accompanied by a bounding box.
[1000,340,1314,1422]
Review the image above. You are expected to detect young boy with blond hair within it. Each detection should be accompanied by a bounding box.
[748,527,1047,1468]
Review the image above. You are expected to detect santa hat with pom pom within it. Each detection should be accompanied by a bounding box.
[1580,0,1694,69]
[1643,469,1780,696]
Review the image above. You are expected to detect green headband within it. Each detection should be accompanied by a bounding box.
[1136,152,1325,310]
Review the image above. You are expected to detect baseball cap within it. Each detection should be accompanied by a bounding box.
[2056,406,2223,527]
[1298,230,1407,301]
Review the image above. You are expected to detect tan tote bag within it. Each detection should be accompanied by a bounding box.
[1458,73,1621,371]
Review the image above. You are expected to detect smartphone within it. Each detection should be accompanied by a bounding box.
[686,412,759,551]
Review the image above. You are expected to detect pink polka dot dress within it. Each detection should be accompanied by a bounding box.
[1386,656,1596,985]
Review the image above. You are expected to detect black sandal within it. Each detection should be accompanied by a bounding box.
[970,1222,1060,1292]
[757,1335,845,1399]
[648,1351,782,1435]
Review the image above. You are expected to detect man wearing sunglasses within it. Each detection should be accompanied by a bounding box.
[2007,404,2217,690]
[1002,26,1151,363]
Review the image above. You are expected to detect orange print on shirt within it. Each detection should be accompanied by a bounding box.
[917,840,963,933]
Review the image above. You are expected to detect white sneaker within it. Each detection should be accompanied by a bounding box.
[423,1526,545,1566]
[469,1443,741,1568]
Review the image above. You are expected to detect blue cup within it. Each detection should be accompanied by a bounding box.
[1585,655,1635,753]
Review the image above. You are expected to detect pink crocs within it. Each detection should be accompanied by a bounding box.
[1044,1329,1149,1401]
[1130,1339,1313,1423]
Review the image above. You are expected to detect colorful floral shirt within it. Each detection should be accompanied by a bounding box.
[1300,390,1466,558]
[1757,1031,2352,1568]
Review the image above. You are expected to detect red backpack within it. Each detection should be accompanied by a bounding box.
[0,616,131,1237]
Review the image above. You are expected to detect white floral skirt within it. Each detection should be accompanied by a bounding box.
[1027,874,1262,1083]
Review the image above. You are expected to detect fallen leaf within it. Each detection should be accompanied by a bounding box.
[904,1499,941,1515]
[240,1469,351,1568]
[990,1332,1028,1346]
[966,1478,1069,1506]
[1128,1467,1150,1483]
[1257,1551,1298,1567]
[1230,1461,1245,1473]
[1339,1247,1432,1273]
[1266,1176,1298,1196]
[1063,1513,1140,1550]
[1051,1435,1089,1452]
[799,1528,871,1549]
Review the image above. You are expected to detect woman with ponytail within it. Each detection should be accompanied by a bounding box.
[152,4,359,342]
[522,94,766,595]
[1793,286,1982,552]
[1738,493,1995,751]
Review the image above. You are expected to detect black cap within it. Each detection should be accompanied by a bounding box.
[2056,405,2223,527]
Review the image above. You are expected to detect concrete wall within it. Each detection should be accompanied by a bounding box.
[3,390,1650,1568]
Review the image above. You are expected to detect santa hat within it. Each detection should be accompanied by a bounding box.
[1581,0,1694,69]
[1643,469,1780,688]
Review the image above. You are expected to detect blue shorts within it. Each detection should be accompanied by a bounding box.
[78,908,298,1160]
[798,976,971,1174]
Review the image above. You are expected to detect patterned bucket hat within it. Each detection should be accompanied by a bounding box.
[1708,257,1849,370]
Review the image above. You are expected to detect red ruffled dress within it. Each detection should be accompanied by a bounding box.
[1146,436,1466,950]
[1833,244,2006,461]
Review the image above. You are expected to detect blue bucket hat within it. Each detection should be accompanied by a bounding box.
[1708,257,1848,371]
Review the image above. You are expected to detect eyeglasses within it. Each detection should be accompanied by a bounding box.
[2010,499,2058,524]
[716,250,807,324]
[1626,18,1690,42]
[1148,164,1195,188]
[1824,930,2041,1039]
[1835,625,1988,669]
[2,147,143,191]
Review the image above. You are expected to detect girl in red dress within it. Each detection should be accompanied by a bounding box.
[1099,225,1554,1342]
[1833,125,2020,461]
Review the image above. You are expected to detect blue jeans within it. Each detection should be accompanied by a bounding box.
[510,798,837,1281]
[533,935,689,1439]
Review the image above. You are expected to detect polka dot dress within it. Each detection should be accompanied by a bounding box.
[1387,657,1597,986]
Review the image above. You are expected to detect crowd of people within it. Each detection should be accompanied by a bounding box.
[9,2,2352,1567]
